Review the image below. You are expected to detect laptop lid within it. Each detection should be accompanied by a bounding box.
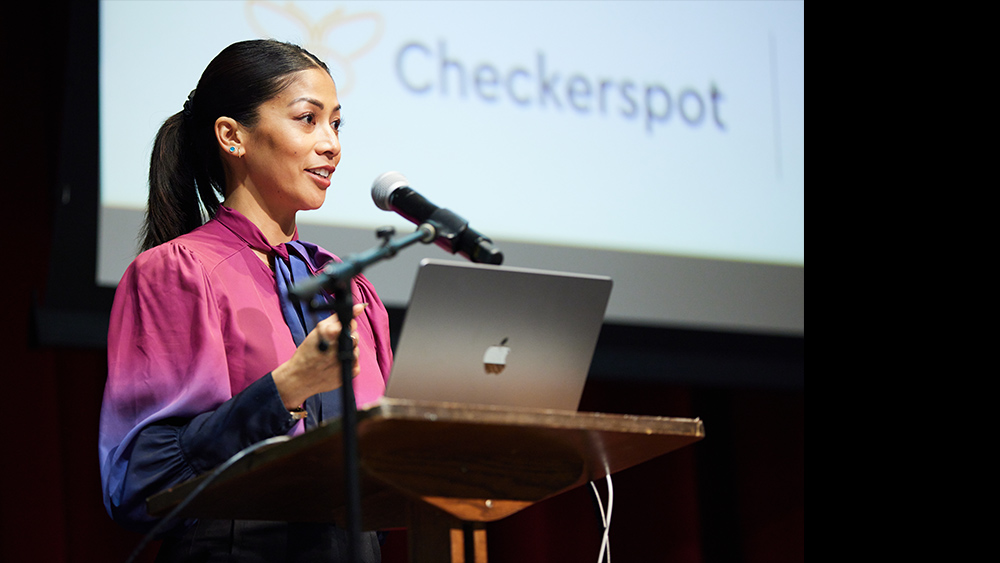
[384,259,613,411]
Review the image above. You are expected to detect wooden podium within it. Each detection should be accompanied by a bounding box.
[148,397,704,562]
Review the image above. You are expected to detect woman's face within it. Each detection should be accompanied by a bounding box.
[238,67,342,220]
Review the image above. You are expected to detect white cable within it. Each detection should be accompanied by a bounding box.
[590,474,614,563]
[601,474,613,563]
[590,481,606,522]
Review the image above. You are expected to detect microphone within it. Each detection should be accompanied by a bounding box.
[371,172,503,265]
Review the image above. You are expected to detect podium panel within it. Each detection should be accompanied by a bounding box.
[148,397,705,561]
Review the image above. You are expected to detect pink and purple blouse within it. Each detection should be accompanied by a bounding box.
[99,206,392,530]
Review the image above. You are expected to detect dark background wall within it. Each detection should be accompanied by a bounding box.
[1,3,803,562]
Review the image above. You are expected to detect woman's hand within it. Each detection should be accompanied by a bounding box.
[271,303,367,409]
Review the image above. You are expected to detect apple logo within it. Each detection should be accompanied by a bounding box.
[483,337,510,374]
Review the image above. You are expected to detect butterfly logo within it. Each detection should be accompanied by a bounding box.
[245,1,385,97]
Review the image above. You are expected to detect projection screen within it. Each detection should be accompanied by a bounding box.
[98,0,804,335]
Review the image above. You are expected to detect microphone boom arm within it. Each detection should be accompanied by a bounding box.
[287,224,435,302]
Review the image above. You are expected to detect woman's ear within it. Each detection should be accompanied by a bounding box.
[214,116,245,157]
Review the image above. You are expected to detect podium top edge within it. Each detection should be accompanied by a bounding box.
[358,397,705,438]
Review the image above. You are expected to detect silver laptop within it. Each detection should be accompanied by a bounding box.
[385,259,613,411]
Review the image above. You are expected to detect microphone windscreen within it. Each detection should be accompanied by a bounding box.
[371,171,410,210]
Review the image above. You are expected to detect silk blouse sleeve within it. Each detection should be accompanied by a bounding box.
[349,272,394,401]
[99,243,297,532]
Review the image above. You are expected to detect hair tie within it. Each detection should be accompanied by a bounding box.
[182,89,196,121]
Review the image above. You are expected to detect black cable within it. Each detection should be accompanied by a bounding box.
[123,435,291,563]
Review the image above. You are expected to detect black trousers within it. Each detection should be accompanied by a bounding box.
[155,519,381,563]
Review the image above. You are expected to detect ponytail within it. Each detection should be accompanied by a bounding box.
[141,112,220,251]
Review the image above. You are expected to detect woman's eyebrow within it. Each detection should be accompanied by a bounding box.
[288,97,341,113]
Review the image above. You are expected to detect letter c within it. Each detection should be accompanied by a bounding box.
[396,42,432,93]
[506,68,531,105]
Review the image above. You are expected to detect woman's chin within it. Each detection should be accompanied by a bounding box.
[300,193,328,212]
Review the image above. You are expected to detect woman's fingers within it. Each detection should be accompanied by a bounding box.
[273,303,370,408]
[316,302,367,352]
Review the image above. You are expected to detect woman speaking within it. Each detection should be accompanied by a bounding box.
[99,39,392,562]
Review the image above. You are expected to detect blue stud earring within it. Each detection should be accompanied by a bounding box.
[230,146,236,153]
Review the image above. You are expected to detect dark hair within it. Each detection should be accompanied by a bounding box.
[141,40,331,250]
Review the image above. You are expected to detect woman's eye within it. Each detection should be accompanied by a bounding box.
[332,118,343,132]
[298,113,315,125]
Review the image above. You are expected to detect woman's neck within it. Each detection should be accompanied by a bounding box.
[222,189,296,246]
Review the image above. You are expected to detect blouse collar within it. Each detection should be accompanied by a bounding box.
[214,206,298,262]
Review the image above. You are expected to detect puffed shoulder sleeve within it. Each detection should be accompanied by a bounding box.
[98,243,295,532]
[353,273,393,387]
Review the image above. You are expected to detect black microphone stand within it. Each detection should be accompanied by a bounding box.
[289,223,437,563]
